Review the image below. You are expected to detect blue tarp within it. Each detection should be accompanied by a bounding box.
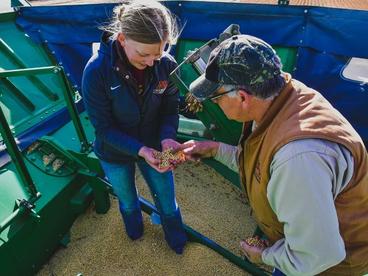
[15,1,368,146]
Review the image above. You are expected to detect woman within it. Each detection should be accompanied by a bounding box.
[82,0,187,254]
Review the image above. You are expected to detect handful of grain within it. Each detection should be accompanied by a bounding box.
[244,236,268,248]
[153,148,186,169]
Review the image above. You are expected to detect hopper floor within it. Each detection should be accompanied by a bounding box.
[37,162,261,276]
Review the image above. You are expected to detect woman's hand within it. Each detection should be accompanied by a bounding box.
[138,146,172,173]
[181,140,220,161]
[161,138,182,152]
[161,139,186,168]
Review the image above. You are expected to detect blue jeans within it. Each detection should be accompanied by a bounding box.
[100,160,187,253]
[100,160,178,215]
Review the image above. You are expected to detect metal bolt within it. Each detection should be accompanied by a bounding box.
[209,123,219,131]
[304,9,308,13]
[125,75,130,79]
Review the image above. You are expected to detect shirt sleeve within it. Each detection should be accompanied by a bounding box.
[214,142,239,172]
[82,62,144,157]
[261,139,353,275]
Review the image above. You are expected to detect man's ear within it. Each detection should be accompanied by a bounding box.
[238,89,252,104]
[117,33,126,46]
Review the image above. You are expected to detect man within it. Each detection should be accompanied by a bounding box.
[182,35,368,275]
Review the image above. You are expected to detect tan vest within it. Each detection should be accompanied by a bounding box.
[238,76,368,275]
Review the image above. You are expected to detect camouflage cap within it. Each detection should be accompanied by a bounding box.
[189,34,282,101]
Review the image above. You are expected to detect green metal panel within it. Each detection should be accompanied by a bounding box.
[274,46,297,74]
[0,101,39,199]
[0,13,65,139]
[0,174,93,276]
[0,54,111,275]
[0,127,105,275]
[0,12,96,276]
[0,169,29,223]
[175,39,205,93]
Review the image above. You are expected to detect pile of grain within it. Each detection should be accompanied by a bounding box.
[37,161,258,276]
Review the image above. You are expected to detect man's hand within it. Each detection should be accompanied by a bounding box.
[138,146,172,173]
[240,240,266,264]
[180,140,220,161]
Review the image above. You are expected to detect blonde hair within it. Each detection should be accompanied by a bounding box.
[104,0,179,50]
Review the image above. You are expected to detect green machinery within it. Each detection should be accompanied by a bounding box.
[0,4,296,276]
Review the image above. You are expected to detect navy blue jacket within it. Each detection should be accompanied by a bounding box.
[82,33,179,163]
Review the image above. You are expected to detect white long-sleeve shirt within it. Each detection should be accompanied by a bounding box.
[214,138,353,275]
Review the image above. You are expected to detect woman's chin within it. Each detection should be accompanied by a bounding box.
[134,63,147,70]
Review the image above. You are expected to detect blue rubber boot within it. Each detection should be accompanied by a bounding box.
[161,209,187,254]
[119,202,143,240]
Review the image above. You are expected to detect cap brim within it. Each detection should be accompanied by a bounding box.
[189,74,220,102]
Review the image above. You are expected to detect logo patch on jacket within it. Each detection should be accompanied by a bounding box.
[153,80,168,94]
[254,161,261,183]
